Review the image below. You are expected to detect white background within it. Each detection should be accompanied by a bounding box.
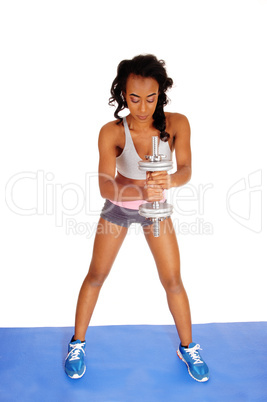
[1,0,266,327]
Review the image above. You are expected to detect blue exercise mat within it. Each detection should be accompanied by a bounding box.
[0,322,266,401]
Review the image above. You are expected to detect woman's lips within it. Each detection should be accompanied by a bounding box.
[137,115,148,120]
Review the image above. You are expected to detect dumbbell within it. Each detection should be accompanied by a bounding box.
[138,136,173,237]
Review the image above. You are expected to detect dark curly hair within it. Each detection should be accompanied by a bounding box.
[109,54,173,142]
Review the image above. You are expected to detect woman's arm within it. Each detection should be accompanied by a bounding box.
[147,113,192,189]
[98,123,145,201]
[170,113,192,187]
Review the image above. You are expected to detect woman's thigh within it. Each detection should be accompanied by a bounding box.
[88,217,128,281]
[143,217,181,286]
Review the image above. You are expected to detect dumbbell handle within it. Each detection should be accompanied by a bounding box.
[152,201,160,237]
[151,138,160,207]
[144,137,166,163]
[139,136,172,171]
[153,136,158,158]
[151,137,163,237]
[138,136,173,237]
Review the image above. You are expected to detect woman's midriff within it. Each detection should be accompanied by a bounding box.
[109,172,166,210]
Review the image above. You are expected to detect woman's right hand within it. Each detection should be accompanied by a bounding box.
[142,172,164,202]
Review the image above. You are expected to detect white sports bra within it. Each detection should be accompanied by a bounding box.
[116,117,172,180]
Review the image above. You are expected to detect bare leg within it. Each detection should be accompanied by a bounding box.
[74,218,128,341]
[143,218,192,346]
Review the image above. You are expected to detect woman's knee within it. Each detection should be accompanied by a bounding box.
[162,276,184,295]
[85,266,110,288]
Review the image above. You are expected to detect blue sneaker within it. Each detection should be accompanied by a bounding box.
[177,342,209,382]
[65,338,86,379]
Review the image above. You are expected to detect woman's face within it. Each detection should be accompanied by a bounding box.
[124,74,159,123]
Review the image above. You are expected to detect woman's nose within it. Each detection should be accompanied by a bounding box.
[140,101,146,113]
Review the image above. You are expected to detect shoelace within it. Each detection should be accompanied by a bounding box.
[69,344,85,361]
[185,344,203,364]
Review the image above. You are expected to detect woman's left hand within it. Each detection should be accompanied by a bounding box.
[146,171,172,190]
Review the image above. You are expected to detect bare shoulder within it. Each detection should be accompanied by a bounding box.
[98,119,123,148]
[165,112,190,136]
[99,119,121,139]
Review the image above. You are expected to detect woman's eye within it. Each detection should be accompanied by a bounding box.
[130,97,155,104]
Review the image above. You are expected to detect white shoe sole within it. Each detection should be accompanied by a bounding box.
[66,365,86,379]
[177,350,209,383]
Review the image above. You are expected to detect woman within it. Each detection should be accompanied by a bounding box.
[65,55,209,382]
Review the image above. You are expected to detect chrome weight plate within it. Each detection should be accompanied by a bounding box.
[139,202,173,218]
[138,160,173,172]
